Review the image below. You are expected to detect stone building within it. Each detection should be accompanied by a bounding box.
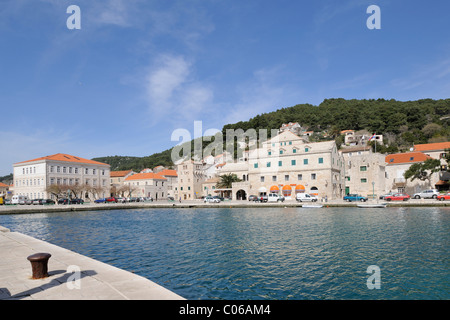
[13,153,110,200]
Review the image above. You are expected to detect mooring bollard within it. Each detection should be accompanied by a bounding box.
[27,253,51,279]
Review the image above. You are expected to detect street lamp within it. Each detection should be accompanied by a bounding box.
[372,181,375,200]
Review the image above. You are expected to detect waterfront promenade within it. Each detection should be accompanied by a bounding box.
[0,225,184,300]
[1,198,450,215]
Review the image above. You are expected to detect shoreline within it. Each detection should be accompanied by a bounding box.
[1,199,450,215]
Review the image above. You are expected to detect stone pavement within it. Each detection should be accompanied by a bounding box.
[0,225,184,300]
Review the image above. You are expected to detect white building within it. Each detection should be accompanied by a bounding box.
[13,153,111,200]
[124,172,168,200]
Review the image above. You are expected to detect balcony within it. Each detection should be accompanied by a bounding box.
[394,178,406,186]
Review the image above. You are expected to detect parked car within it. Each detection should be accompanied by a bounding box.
[248,195,258,201]
[32,199,43,205]
[413,189,439,199]
[343,194,368,202]
[437,193,450,201]
[33,199,56,205]
[255,195,268,202]
[379,192,396,200]
[11,195,29,205]
[58,198,69,205]
[296,193,318,202]
[267,193,285,202]
[384,193,410,201]
[204,196,220,203]
[105,197,118,203]
[116,197,127,203]
[94,198,107,203]
[213,196,224,201]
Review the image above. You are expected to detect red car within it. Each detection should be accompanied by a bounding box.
[384,193,410,201]
[437,193,450,201]
[106,197,118,203]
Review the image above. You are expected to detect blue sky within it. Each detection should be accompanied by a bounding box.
[1,0,449,175]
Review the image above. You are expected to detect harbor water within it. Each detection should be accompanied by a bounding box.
[0,206,448,300]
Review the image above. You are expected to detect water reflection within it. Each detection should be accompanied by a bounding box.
[0,207,448,300]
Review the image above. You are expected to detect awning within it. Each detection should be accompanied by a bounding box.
[282,185,292,190]
[270,185,279,192]
[258,187,267,193]
[295,185,305,191]
[435,180,450,186]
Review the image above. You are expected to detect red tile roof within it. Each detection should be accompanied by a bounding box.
[14,153,109,166]
[110,170,134,177]
[0,182,9,188]
[158,169,178,177]
[414,142,450,152]
[124,172,167,181]
[385,152,431,164]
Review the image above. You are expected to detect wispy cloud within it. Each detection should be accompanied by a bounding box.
[390,58,450,94]
[224,66,298,125]
[144,54,214,124]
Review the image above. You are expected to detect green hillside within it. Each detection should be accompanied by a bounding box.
[94,98,450,171]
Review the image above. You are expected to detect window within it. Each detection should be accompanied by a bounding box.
[85,168,89,174]
[311,173,316,180]
[279,161,282,167]
[63,167,67,173]
[318,158,324,164]
[254,163,258,168]
[346,176,350,181]
[305,147,309,152]
[188,186,191,190]
[361,178,367,183]
[304,159,308,165]
[272,176,277,182]
[268,151,272,156]
[260,176,265,182]
[267,162,271,168]
[298,174,303,181]
[289,141,292,145]
[280,150,283,154]
[293,148,297,153]
[291,160,296,165]
[360,166,367,171]
[285,175,289,182]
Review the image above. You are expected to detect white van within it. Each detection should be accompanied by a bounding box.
[11,195,28,205]
[267,193,285,202]
[296,193,318,202]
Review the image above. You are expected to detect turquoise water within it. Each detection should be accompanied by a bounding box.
[1,207,449,300]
